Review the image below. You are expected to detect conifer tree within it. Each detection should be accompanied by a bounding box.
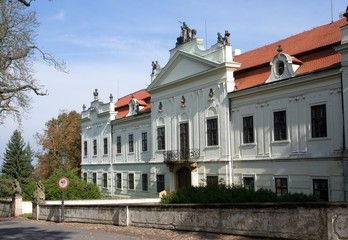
[1,130,33,188]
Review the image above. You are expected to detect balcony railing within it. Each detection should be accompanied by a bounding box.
[163,148,200,164]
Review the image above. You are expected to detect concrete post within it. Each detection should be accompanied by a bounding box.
[12,196,22,216]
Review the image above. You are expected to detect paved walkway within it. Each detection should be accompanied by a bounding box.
[0,217,261,240]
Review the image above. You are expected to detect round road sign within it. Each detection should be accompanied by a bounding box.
[58,176,69,190]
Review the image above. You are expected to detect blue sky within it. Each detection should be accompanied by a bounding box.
[0,0,347,166]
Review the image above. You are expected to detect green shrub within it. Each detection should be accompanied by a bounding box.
[161,184,321,204]
[43,169,102,200]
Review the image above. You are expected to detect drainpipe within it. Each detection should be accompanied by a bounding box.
[340,71,347,202]
[228,98,234,185]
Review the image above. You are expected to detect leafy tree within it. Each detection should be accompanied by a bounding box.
[0,174,15,198]
[1,130,33,188]
[0,0,66,123]
[35,110,81,179]
[43,169,101,200]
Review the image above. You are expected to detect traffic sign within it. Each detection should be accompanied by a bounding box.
[58,176,69,190]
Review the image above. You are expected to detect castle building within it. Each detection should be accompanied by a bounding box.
[81,12,348,201]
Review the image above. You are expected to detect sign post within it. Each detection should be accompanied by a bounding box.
[58,176,69,222]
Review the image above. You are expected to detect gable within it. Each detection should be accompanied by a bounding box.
[148,51,218,91]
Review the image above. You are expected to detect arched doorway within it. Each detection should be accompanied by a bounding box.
[176,167,191,189]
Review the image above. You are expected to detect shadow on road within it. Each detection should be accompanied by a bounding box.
[0,225,73,240]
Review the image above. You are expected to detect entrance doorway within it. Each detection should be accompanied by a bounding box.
[176,167,191,189]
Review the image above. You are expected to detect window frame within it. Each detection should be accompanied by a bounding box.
[207,118,218,146]
[116,173,122,189]
[206,175,219,186]
[83,141,88,157]
[243,176,255,191]
[141,132,148,152]
[312,178,329,201]
[156,174,165,193]
[92,172,97,185]
[103,137,108,155]
[142,173,148,191]
[128,134,134,153]
[128,173,135,190]
[116,136,121,154]
[102,173,107,188]
[83,172,87,182]
[93,139,97,156]
[274,177,288,197]
[157,126,165,150]
[311,104,327,138]
[243,116,254,144]
[273,110,287,141]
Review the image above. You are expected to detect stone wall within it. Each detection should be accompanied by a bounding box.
[37,202,348,240]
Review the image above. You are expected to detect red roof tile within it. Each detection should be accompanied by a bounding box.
[115,89,151,120]
[234,18,346,90]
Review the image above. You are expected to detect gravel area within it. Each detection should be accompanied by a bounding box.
[15,217,261,240]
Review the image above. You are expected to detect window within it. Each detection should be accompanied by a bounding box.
[103,138,108,155]
[128,173,134,190]
[206,176,218,186]
[128,134,134,152]
[83,172,87,182]
[275,177,288,196]
[313,179,329,201]
[157,127,165,150]
[311,104,327,138]
[102,173,107,188]
[142,132,148,152]
[156,174,165,192]
[83,141,88,157]
[116,173,122,189]
[116,136,121,153]
[243,116,254,143]
[142,174,148,191]
[274,111,287,141]
[93,139,97,155]
[92,172,97,184]
[243,177,255,191]
[207,118,218,146]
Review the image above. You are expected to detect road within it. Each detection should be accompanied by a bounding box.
[0,217,257,240]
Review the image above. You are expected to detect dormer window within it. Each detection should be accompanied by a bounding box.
[276,61,285,76]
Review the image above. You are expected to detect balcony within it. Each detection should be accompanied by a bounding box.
[163,149,200,165]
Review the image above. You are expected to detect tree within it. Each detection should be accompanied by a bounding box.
[43,169,101,200]
[35,110,81,179]
[1,130,34,188]
[0,0,66,123]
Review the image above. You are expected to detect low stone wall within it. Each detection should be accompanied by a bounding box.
[0,198,13,217]
[36,202,348,240]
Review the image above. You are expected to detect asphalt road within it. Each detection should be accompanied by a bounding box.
[0,217,257,240]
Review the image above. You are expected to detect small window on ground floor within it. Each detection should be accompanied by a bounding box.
[156,174,165,193]
[275,177,288,196]
[206,175,219,186]
[116,173,122,189]
[243,176,255,191]
[313,179,329,201]
[102,173,107,188]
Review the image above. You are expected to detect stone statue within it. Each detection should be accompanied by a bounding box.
[217,32,224,45]
[14,179,22,197]
[93,89,98,100]
[151,61,160,74]
[176,22,196,47]
[224,30,231,46]
[32,181,45,204]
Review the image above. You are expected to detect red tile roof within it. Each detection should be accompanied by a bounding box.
[234,18,346,90]
[115,89,151,119]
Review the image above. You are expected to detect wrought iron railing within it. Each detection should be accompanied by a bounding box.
[163,148,200,163]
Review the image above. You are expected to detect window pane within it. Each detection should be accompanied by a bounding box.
[129,134,134,152]
[128,173,134,190]
[274,111,287,141]
[156,174,165,192]
[243,116,254,143]
[92,173,97,184]
[116,173,122,189]
[142,174,148,191]
[142,132,148,152]
[83,141,88,157]
[103,173,107,188]
[275,177,288,196]
[311,104,327,138]
[207,176,218,186]
[207,118,218,146]
[103,138,108,155]
[117,136,121,153]
[313,179,329,201]
[157,127,165,150]
[93,139,97,155]
[243,177,255,191]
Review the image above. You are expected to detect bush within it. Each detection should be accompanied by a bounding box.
[43,169,102,200]
[161,184,321,204]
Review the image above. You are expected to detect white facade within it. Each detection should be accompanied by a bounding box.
[81,18,348,201]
